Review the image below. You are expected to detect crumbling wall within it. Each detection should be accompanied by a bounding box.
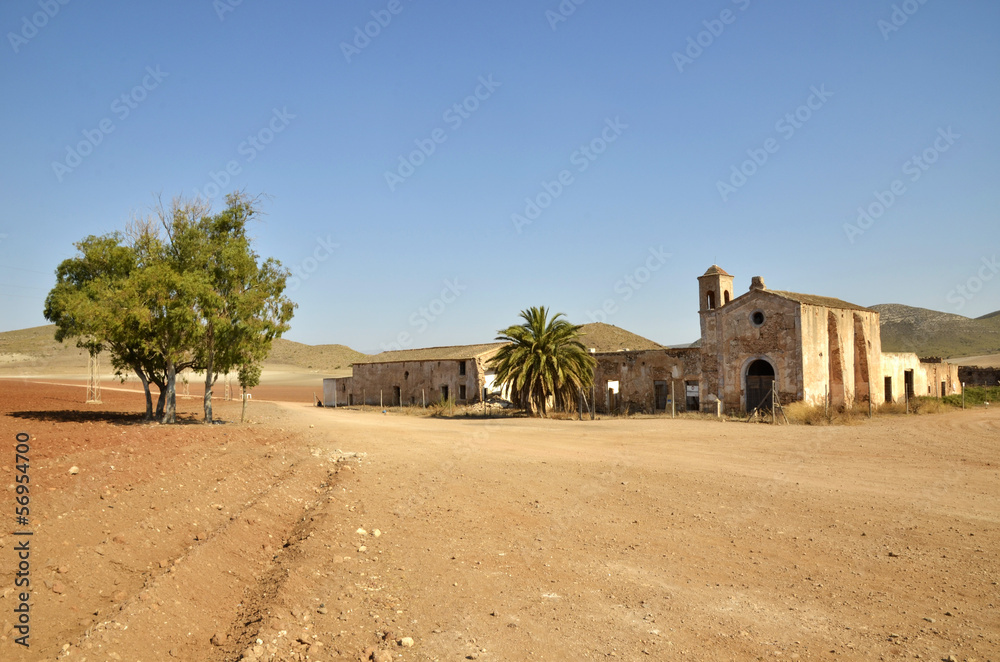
[958,366,1000,387]
[592,348,700,414]
[348,357,491,406]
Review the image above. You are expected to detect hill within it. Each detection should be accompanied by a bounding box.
[872,304,1000,358]
[577,323,664,352]
[0,325,89,371]
[265,338,368,373]
[0,325,368,376]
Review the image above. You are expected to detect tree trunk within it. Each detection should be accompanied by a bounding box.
[203,342,215,423]
[162,361,177,424]
[133,365,152,421]
[155,385,167,420]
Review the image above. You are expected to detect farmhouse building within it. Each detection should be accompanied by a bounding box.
[324,265,961,414]
[323,343,504,407]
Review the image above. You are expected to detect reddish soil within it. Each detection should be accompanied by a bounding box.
[0,378,998,661]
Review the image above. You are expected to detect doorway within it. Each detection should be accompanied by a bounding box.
[746,359,775,412]
[654,381,667,411]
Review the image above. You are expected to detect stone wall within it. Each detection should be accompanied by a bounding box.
[699,292,804,413]
[919,360,961,397]
[800,306,883,408]
[324,350,500,407]
[878,353,961,402]
[592,348,701,414]
[958,366,1000,387]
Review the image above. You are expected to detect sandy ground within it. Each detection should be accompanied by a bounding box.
[0,378,997,661]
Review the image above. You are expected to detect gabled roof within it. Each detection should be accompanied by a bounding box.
[356,342,507,365]
[700,264,731,277]
[766,289,873,312]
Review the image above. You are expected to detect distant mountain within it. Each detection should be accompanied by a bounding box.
[872,304,1000,358]
[0,325,368,375]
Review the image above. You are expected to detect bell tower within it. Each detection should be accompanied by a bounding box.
[698,265,734,313]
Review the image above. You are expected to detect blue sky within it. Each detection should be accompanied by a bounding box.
[1,0,997,353]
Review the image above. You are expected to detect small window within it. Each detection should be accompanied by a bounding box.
[404,371,409,380]
[706,291,716,309]
[459,361,466,376]
[724,291,730,304]
[459,385,467,400]
[751,310,765,327]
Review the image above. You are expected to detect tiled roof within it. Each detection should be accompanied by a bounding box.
[355,342,508,365]
[767,290,873,312]
[700,265,732,277]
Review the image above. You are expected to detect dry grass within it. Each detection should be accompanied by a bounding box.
[782,401,867,426]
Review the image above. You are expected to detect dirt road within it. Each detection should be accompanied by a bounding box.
[1,379,997,661]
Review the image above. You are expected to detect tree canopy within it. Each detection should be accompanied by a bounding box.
[488,306,595,417]
[44,192,295,423]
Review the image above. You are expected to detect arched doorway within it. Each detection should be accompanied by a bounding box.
[745,359,775,412]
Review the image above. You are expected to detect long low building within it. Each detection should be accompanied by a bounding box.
[323,343,505,407]
[324,266,962,414]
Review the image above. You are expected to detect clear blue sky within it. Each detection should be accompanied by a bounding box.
[1,0,997,353]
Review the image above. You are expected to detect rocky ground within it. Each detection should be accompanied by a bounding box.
[0,378,997,661]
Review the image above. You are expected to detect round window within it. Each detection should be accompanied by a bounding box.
[751,311,765,327]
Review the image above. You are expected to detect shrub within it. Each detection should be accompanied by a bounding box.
[428,396,457,417]
[944,385,1000,408]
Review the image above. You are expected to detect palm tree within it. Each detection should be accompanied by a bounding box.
[489,306,595,417]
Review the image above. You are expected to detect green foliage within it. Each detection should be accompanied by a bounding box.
[43,191,296,424]
[238,362,262,391]
[488,306,595,417]
[943,386,1000,407]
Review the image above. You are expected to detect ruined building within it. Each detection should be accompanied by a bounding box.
[591,265,961,414]
[325,265,962,413]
